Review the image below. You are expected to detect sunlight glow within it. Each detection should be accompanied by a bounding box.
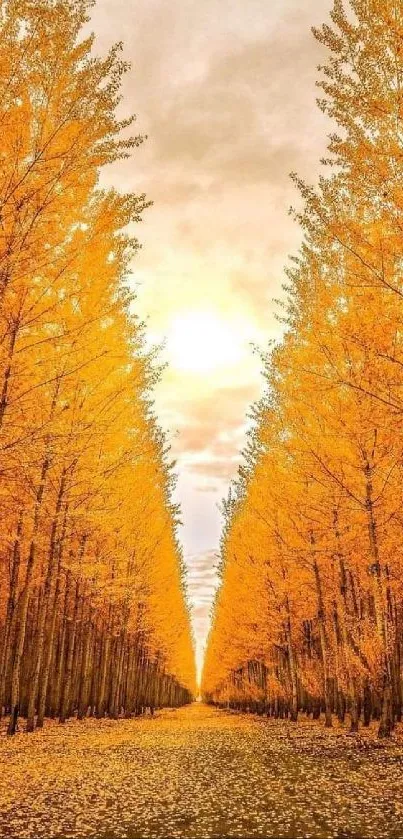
[168,310,243,374]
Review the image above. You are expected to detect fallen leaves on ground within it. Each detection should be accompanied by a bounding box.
[1,704,403,839]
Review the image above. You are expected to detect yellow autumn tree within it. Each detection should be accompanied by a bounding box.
[202,0,403,738]
[0,0,195,735]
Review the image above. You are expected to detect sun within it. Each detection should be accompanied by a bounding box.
[167,310,243,374]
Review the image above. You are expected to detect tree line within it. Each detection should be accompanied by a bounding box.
[0,0,195,735]
[202,0,403,738]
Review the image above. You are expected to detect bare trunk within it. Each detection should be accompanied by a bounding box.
[77,612,93,720]
[96,631,110,718]
[365,465,393,738]
[60,579,80,723]
[36,506,68,728]
[0,318,19,431]
[0,513,23,714]
[7,456,49,735]
[285,600,298,722]
[312,536,332,728]
[26,473,66,732]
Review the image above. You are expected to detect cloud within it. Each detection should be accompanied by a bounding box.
[150,35,325,180]
[91,0,333,668]
[171,384,258,450]
[186,549,220,676]
[165,384,259,489]
[188,460,238,480]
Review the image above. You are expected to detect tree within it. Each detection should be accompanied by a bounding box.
[0,0,195,735]
[202,0,403,738]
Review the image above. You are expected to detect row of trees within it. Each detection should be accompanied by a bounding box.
[202,0,403,738]
[0,0,195,734]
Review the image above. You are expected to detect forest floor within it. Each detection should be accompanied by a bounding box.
[1,703,403,839]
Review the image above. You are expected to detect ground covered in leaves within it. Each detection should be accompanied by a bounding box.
[1,703,403,838]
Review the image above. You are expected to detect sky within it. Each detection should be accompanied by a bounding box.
[91,0,330,678]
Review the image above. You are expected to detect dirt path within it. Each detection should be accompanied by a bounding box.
[1,703,403,838]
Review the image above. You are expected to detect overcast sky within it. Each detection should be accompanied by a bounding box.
[91,0,330,677]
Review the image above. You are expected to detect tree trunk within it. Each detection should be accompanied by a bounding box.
[365,464,393,738]
[26,472,66,732]
[312,539,332,728]
[7,455,49,735]
[0,512,23,715]
[59,578,80,723]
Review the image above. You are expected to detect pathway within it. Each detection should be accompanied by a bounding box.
[1,703,403,838]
